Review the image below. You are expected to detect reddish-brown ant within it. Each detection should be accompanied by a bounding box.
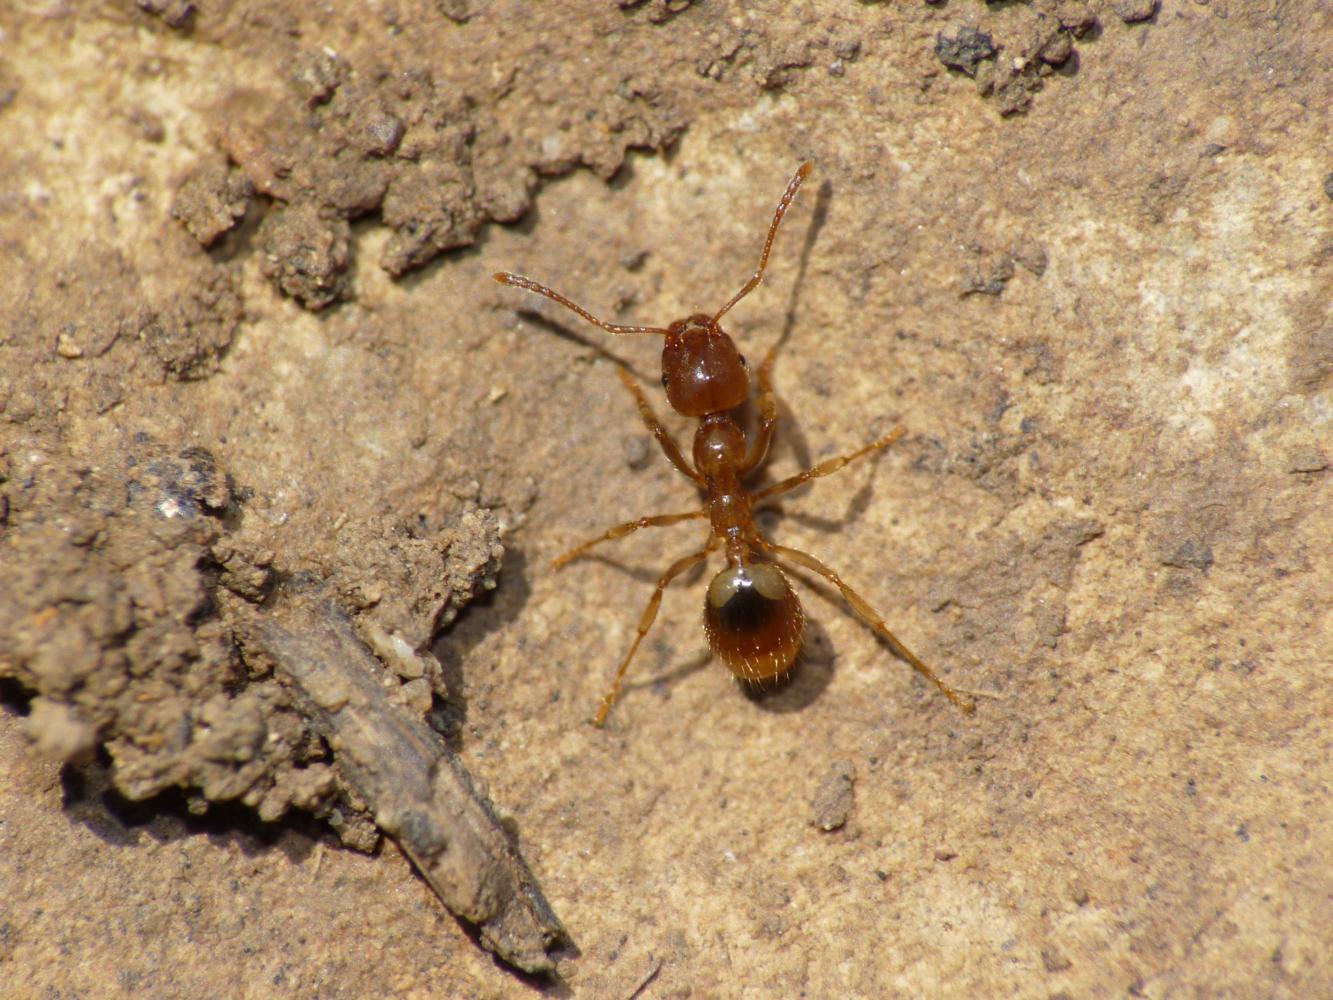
[495,162,975,726]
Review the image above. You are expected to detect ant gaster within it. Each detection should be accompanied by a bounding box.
[495,163,975,726]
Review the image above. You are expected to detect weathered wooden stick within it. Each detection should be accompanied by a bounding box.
[251,601,569,974]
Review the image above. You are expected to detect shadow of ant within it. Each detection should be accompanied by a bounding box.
[745,174,835,484]
[612,616,837,718]
[740,616,837,715]
[513,308,656,385]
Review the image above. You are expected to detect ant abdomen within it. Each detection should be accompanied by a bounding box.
[703,560,805,682]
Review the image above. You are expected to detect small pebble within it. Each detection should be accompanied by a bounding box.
[624,435,652,470]
[1111,0,1158,23]
[810,760,856,832]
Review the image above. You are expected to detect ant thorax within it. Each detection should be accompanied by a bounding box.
[692,416,746,478]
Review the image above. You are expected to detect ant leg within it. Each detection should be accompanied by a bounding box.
[552,510,706,569]
[752,427,905,502]
[743,346,780,473]
[756,539,976,714]
[614,366,704,485]
[593,544,714,726]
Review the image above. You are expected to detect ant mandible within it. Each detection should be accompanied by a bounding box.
[495,162,975,726]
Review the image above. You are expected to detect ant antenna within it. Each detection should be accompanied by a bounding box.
[493,272,672,336]
[712,161,813,325]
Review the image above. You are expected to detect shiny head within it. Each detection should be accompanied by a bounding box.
[661,316,750,417]
[494,162,814,421]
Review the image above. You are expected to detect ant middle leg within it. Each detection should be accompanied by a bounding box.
[593,542,714,726]
[614,366,703,485]
[755,538,976,714]
[552,509,706,569]
[752,427,906,502]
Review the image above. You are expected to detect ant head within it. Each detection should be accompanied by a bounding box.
[495,161,813,419]
[660,315,750,417]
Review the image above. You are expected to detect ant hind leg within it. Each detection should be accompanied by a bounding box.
[592,543,714,727]
[756,539,976,714]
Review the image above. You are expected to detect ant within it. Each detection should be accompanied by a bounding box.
[495,162,975,726]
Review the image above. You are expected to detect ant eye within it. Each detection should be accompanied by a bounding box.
[661,373,669,387]
[739,354,749,369]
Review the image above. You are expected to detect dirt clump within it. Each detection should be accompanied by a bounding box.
[0,432,498,829]
[203,36,686,307]
[0,437,320,817]
[935,0,1148,115]
[171,156,253,248]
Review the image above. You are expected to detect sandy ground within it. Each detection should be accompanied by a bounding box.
[1,1,1330,996]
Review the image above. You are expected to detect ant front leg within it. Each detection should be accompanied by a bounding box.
[752,427,905,502]
[743,345,781,474]
[552,509,706,569]
[593,543,714,726]
[614,366,703,486]
[756,539,976,714]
